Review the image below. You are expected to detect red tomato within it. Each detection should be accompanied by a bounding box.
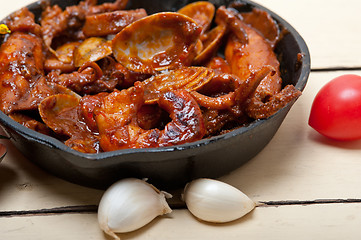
[309,74,361,141]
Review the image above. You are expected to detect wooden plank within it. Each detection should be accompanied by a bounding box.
[253,0,361,69]
[1,203,361,240]
[1,71,361,212]
[0,0,359,239]
[0,0,36,18]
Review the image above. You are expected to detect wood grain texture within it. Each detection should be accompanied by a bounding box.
[253,0,361,69]
[1,203,361,240]
[0,0,361,239]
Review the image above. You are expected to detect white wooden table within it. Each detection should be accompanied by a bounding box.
[1,0,361,239]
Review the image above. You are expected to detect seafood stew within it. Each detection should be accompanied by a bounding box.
[0,0,301,154]
[0,0,309,189]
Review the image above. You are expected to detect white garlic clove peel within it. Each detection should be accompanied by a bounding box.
[98,178,172,239]
[183,178,255,223]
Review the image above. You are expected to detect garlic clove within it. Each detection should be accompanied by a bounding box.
[183,178,255,223]
[98,178,172,239]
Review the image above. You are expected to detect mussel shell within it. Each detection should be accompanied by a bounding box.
[74,37,112,68]
[193,24,227,65]
[178,1,215,34]
[112,12,202,74]
[142,67,214,103]
[38,94,80,135]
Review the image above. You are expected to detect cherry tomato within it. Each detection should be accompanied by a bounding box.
[309,74,361,141]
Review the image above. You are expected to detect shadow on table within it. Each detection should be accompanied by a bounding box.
[1,140,104,206]
[115,208,257,239]
[308,131,361,150]
[0,165,17,192]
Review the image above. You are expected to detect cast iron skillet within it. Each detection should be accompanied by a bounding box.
[0,0,310,189]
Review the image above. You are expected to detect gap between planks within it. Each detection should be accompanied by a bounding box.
[1,199,361,218]
[311,67,361,72]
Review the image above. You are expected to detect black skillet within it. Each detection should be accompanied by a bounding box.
[0,0,310,189]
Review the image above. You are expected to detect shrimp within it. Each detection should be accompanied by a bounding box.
[95,82,205,151]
